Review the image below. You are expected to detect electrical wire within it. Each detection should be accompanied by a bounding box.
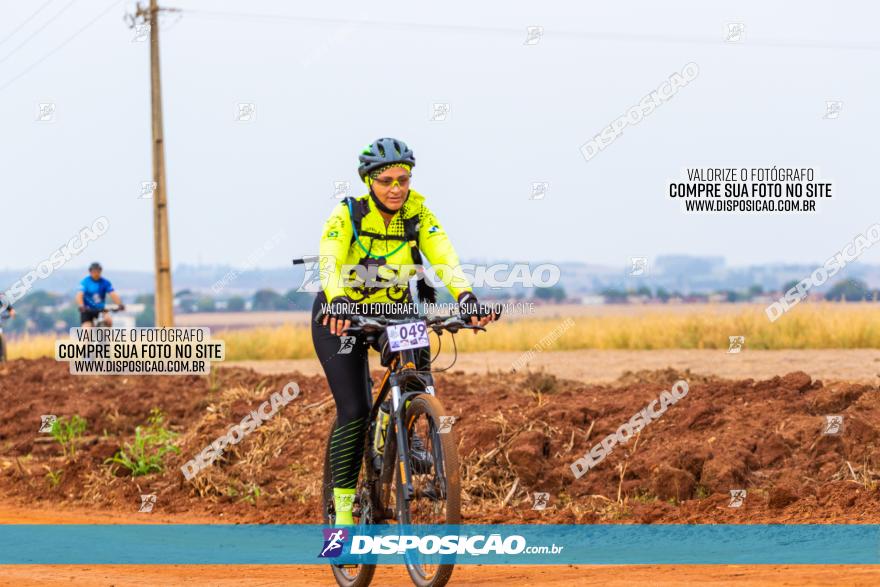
[0,0,79,67]
[0,0,56,48]
[0,0,123,93]
[171,7,880,53]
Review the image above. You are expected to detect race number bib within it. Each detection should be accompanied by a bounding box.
[387,320,429,352]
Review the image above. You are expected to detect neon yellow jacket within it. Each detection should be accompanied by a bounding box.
[318,189,472,304]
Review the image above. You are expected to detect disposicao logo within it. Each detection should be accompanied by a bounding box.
[319,528,349,558]
[350,534,527,555]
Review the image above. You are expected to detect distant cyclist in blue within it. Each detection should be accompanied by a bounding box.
[76,262,124,327]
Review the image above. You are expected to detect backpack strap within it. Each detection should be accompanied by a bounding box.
[343,196,437,304]
[344,196,406,242]
[343,196,366,242]
[404,215,437,304]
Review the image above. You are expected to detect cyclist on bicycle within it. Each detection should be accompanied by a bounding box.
[0,294,15,319]
[76,262,124,328]
[313,137,499,525]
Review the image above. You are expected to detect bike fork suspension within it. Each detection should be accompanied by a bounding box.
[390,377,415,502]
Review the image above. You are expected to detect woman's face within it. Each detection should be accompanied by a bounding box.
[371,166,411,211]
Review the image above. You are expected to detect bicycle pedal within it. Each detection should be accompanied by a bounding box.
[419,479,441,501]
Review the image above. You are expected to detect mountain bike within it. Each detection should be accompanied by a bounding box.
[83,305,124,327]
[322,313,489,587]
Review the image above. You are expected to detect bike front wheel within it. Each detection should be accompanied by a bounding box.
[381,393,461,587]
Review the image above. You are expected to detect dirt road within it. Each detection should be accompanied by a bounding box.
[227,348,880,383]
[0,505,877,587]
[4,563,880,586]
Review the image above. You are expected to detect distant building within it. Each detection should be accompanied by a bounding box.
[655,255,725,277]
[626,295,651,305]
[580,295,605,305]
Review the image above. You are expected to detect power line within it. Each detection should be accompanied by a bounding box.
[0,0,56,48]
[0,0,123,93]
[173,8,880,53]
[0,0,79,67]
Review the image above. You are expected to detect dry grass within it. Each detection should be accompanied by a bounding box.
[457,397,650,521]
[8,302,880,361]
[460,412,531,508]
[6,333,56,360]
[222,302,880,359]
[177,380,330,507]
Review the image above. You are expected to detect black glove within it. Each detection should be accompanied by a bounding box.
[321,295,354,323]
[117,303,126,311]
[458,292,502,322]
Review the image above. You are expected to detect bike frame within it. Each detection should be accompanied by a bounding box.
[86,306,121,327]
[326,310,490,528]
[94,311,111,327]
[364,346,447,519]
[323,308,494,585]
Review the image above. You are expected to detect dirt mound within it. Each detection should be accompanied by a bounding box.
[1,358,879,524]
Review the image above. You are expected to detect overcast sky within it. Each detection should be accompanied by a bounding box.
[2,0,878,273]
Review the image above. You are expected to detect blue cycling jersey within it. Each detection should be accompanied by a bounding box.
[80,277,114,310]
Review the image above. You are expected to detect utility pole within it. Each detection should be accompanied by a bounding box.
[128,1,178,327]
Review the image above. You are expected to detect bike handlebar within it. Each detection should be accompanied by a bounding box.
[343,314,486,335]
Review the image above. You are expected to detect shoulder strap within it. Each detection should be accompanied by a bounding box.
[402,212,436,303]
[345,196,414,243]
[403,216,420,244]
[343,196,365,243]
[343,196,436,302]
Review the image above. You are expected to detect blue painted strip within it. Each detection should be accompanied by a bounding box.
[0,524,877,565]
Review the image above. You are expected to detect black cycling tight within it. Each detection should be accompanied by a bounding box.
[311,294,371,489]
[311,293,431,490]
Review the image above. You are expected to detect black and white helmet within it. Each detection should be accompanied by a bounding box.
[358,137,415,181]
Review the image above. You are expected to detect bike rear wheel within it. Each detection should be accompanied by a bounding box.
[322,417,376,587]
[381,393,461,587]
